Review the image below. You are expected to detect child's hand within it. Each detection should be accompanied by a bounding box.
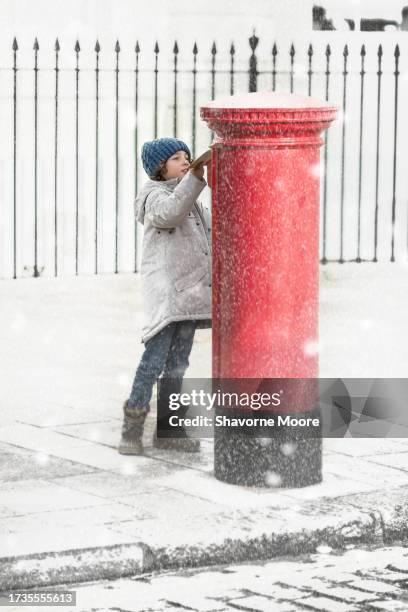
[190,162,205,181]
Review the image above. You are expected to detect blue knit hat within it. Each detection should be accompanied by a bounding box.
[141,138,191,178]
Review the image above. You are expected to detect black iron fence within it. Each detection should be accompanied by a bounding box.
[1,33,407,279]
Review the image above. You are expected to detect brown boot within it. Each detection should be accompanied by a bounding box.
[153,426,200,453]
[118,400,150,455]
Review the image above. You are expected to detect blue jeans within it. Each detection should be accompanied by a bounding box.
[128,320,197,409]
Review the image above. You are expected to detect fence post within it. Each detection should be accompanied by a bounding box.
[12,38,18,280]
[271,42,277,92]
[339,44,349,264]
[95,40,100,275]
[154,41,159,139]
[374,44,383,263]
[33,37,40,277]
[248,30,258,92]
[192,42,198,158]
[289,42,295,93]
[357,44,366,263]
[211,41,217,100]
[229,43,235,95]
[54,39,60,277]
[134,41,140,273]
[210,42,216,144]
[173,41,178,138]
[75,40,80,275]
[322,44,331,265]
[115,40,120,273]
[307,43,313,96]
[391,44,400,263]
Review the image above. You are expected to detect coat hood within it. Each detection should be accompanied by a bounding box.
[134,176,181,225]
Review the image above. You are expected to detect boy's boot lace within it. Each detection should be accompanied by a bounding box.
[118,400,150,455]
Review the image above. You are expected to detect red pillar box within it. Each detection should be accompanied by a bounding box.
[200,92,337,487]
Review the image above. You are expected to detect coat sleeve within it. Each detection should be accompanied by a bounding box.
[145,171,206,229]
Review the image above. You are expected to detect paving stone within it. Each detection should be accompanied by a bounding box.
[0,423,93,452]
[152,469,295,509]
[51,463,187,498]
[301,584,378,603]
[384,557,408,572]
[368,570,408,583]
[117,489,225,520]
[300,595,360,611]
[74,577,158,611]
[323,439,408,457]
[227,595,297,611]
[55,420,122,447]
[0,446,94,482]
[347,578,406,595]
[162,595,227,611]
[322,454,408,487]
[365,453,408,473]
[246,582,308,600]
[0,478,107,517]
[0,502,141,534]
[44,442,150,471]
[278,471,377,501]
[369,601,408,611]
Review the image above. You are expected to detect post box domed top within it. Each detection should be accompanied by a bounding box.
[200,91,337,141]
[202,91,332,110]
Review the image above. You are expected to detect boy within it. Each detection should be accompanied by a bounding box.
[118,138,211,455]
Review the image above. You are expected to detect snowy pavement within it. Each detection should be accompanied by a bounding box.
[33,544,408,611]
[0,264,408,589]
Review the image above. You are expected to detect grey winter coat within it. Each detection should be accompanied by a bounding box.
[134,171,212,344]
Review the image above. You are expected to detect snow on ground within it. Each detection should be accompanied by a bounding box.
[0,262,407,424]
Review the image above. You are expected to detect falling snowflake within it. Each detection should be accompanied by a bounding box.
[304,339,321,356]
[120,462,135,475]
[316,543,332,554]
[116,373,131,387]
[264,471,282,487]
[280,442,297,456]
[36,452,49,465]
[309,163,322,179]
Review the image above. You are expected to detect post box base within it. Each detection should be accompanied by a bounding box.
[214,410,322,488]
